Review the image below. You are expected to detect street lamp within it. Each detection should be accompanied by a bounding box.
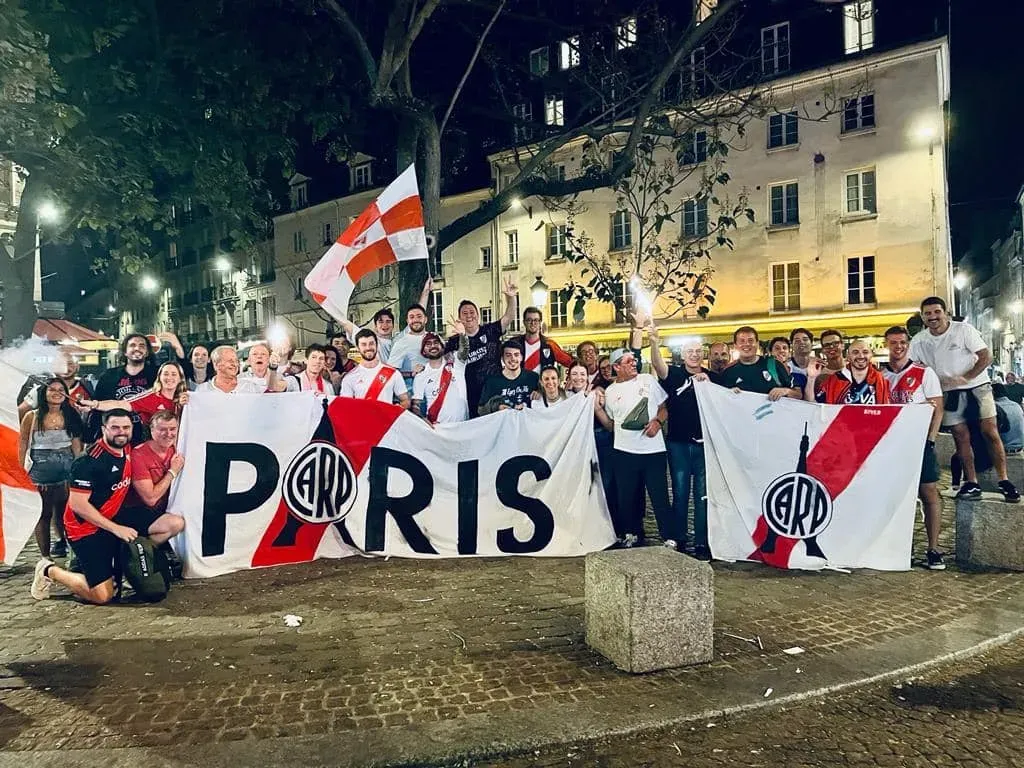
[530,276,548,308]
[140,275,158,292]
[992,319,1003,331]
[215,256,232,272]
[953,272,969,291]
[33,201,60,303]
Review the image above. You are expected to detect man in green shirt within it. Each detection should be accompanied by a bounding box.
[717,326,801,400]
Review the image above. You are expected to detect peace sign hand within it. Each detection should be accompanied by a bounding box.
[502,277,518,298]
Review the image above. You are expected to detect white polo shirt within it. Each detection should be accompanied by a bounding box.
[910,321,989,391]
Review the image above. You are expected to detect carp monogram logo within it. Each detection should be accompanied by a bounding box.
[281,440,357,525]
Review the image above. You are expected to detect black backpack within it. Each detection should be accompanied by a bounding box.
[118,536,172,602]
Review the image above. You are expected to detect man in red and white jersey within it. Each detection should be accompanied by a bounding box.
[30,409,184,605]
[882,325,946,570]
[339,329,410,408]
[412,332,469,424]
[285,343,334,395]
[508,306,573,375]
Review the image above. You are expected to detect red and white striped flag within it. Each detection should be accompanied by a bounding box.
[305,164,428,321]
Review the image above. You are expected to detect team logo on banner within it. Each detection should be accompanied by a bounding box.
[282,441,357,525]
[761,472,833,539]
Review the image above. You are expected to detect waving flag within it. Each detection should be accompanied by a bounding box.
[695,381,931,571]
[304,164,428,321]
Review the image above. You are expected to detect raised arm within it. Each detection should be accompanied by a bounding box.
[648,323,669,381]
[419,276,433,309]
[158,331,186,360]
[499,277,518,332]
[18,411,34,468]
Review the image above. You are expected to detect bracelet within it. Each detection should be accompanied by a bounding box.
[269,364,279,370]
[168,468,179,479]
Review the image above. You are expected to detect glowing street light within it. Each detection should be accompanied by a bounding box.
[37,201,59,223]
[215,256,232,272]
[953,272,969,291]
[992,319,1003,331]
[140,275,158,292]
[1013,300,1023,315]
[530,276,549,308]
[33,201,60,303]
[106,304,116,313]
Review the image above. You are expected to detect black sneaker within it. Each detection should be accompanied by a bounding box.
[51,539,67,558]
[925,550,946,570]
[998,480,1021,503]
[956,482,983,499]
[693,546,711,561]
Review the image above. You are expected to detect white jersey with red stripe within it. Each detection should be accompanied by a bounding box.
[881,361,942,405]
[339,362,407,403]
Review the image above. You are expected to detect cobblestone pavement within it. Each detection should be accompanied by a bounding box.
[487,636,1024,768]
[0,491,1020,767]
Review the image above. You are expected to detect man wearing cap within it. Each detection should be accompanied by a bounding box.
[478,340,539,416]
[412,330,469,424]
[594,347,679,549]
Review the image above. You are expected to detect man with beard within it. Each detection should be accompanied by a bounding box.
[806,338,890,404]
[478,340,539,415]
[444,277,519,416]
[387,302,431,388]
[509,307,573,375]
[911,296,1019,503]
[788,328,815,390]
[339,329,410,407]
[91,333,159,443]
[30,409,184,605]
[707,341,731,380]
[819,329,846,374]
[196,346,267,393]
[881,326,945,569]
[285,343,333,394]
[720,327,800,400]
[412,331,469,423]
[576,341,601,387]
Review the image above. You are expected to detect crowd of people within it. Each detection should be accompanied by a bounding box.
[18,287,1018,605]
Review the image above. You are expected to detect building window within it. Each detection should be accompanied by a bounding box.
[558,36,580,69]
[380,264,394,285]
[847,255,876,304]
[842,94,875,132]
[480,306,493,324]
[551,164,566,181]
[293,231,306,253]
[506,230,519,265]
[616,16,637,49]
[771,262,801,312]
[843,0,874,54]
[322,222,333,245]
[688,47,706,97]
[479,246,492,270]
[353,163,372,189]
[430,289,445,334]
[549,290,568,329]
[295,184,308,208]
[768,112,799,149]
[544,94,564,126]
[683,198,709,237]
[611,210,632,250]
[529,47,549,76]
[695,0,718,24]
[614,281,636,324]
[547,224,568,259]
[681,130,708,165]
[845,169,877,214]
[429,250,443,278]
[769,182,799,226]
[761,22,790,76]
[512,102,533,142]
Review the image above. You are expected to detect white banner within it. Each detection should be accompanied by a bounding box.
[169,392,614,577]
[695,381,931,571]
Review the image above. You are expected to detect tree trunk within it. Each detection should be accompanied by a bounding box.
[0,172,44,343]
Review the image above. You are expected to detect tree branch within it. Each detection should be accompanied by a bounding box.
[319,0,379,86]
[439,0,506,136]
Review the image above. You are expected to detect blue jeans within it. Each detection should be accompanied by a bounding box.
[667,440,707,549]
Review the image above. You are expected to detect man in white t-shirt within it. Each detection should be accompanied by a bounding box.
[412,332,469,424]
[882,326,947,570]
[387,302,430,389]
[196,346,267,394]
[339,329,410,408]
[910,297,1019,503]
[594,347,680,549]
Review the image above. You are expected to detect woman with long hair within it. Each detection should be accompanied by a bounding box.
[81,362,188,441]
[565,361,591,395]
[533,366,568,407]
[18,379,84,558]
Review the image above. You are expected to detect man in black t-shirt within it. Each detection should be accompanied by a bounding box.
[91,333,158,443]
[650,326,711,558]
[445,278,519,415]
[718,326,801,400]
[30,410,183,605]
[478,341,540,415]
[1005,372,1024,409]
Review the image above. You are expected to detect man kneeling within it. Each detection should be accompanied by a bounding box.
[31,409,185,605]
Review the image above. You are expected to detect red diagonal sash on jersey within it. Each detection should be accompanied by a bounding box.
[749,406,901,568]
[426,364,454,423]
[524,346,540,373]
[364,367,395,400]
[250,399,404,567]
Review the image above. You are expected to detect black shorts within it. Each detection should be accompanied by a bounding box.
[921,441,940,485]
[67,508,164,588]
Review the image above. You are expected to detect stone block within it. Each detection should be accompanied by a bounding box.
[585,547,713,673]
[978,453,1024,492]
[956,498,1024,571]
[934,433,956,474]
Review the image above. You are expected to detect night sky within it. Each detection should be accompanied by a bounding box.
[48,0,1023,312]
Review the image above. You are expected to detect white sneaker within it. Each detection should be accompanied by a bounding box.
[663,539,678,551]
[622,533,639,548]
[31,558,54,600]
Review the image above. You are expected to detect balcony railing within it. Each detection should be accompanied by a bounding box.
[183,291,199,306]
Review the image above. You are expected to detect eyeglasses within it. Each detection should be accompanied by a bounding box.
[822,341,843,349]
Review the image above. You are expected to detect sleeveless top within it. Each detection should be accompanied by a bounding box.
[28,427,75,486]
